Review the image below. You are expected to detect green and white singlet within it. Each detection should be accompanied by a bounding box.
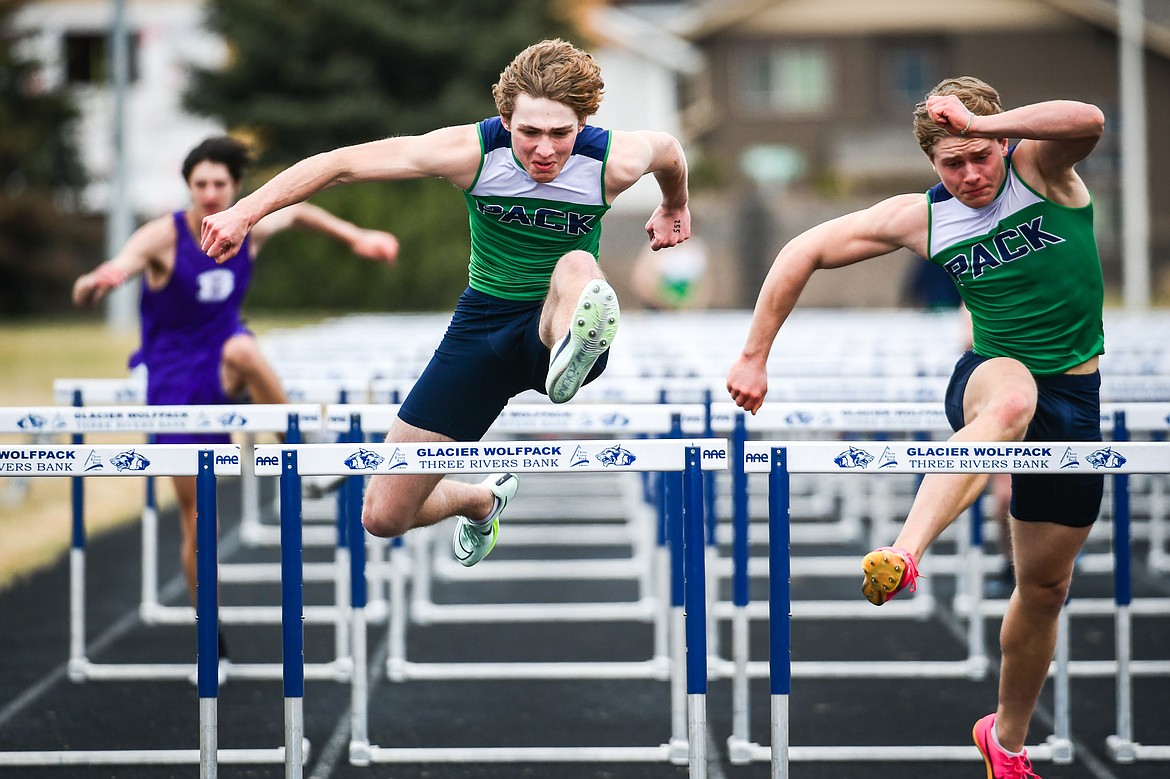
[927,147,1104,374]
[464,116,612,300]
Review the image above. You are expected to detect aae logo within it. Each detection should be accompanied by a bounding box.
[215,454,239,466]
[834,447,874,469]
[1086,447,1127,469]
[256,455,280,467]
[344,448,385,470]
[596,444,636,467]
[111,450,150,472]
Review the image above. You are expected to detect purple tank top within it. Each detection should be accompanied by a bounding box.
[135,211,253,409]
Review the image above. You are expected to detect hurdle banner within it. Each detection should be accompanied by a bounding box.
[744,440,1170,474]
[0,447,301,775]
[709,400,1170,436]
[256,439,725,774]
[255,438,731,476]
[0,403,323,435]
[749,440,1170,774]
[0,443,241,476]
[324,402,713,436]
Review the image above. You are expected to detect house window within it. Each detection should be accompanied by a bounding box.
[737,45,830,115]
[64,31,139,85]
[881,43,942,112]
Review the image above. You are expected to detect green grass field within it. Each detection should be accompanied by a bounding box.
[0,314,320,590]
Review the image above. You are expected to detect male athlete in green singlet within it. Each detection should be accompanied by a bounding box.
[202,39,691,569]
[727,77,1105,779]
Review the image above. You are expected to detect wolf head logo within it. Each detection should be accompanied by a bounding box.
[596,444,636,467]
[834,447,875,469]
[344,448,385,470]
[17,414,47,430]
[217,411,247,427]
[1086,447,1127,469]
[111,450,150,472]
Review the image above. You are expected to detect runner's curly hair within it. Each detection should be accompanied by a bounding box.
[913,76,1003,155]
[493,39,604,122]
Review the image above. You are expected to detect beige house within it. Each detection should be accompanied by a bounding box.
[661,0,1170,307]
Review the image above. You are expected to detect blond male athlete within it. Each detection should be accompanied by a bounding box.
[727,77,1105,779]
[201,39,691,568]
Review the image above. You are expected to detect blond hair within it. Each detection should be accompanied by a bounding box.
[913,76,1003,155]
[492,39,604,122]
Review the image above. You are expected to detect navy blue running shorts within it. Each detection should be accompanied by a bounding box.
[397,287,610,442]
[943,350,1103,527]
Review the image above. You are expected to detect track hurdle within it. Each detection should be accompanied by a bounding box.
[0,404,348,685]
[51,377,328,549]
[255,437,725,775]
[743,439,1170,775]
[0,445,295,774]
[324,403,708,676]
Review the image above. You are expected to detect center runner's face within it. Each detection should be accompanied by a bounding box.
[503,94,585,184]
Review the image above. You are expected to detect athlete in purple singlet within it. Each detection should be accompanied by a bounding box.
[73,137,399,674]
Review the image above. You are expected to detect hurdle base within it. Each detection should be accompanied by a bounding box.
[362,744,676,764]
[1045,734,1074,764]
[385,658,670,682]
[66,658,87,682]
[726,735,762,765]
[1106,737,1170,762]
[349,740,371,766]
[1106,735,1139,763]
[724,742,1063,764]
[0,747,290,767]
[71,659,350,682]
[408,597,657,625]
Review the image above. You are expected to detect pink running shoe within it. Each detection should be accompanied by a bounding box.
[860,546,920,605]
[973,714,1041,778]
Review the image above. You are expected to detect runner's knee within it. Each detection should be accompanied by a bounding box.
[221,335,262,373]
[361,479,415,538]
[982,387,1036,438]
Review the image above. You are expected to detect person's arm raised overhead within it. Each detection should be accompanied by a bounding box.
[200,125,481,262]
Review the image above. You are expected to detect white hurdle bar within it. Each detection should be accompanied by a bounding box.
[255,438,726,775]
[0,445,294,774]
[744,439,1170,775]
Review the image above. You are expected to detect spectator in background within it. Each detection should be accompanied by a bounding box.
[630,235,710,310]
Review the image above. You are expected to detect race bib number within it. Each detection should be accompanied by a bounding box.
[196,268,235,303]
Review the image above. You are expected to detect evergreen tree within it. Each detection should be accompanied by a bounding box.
[0,1,95,317]
[186,0,576,164]
[184,0,578,312]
